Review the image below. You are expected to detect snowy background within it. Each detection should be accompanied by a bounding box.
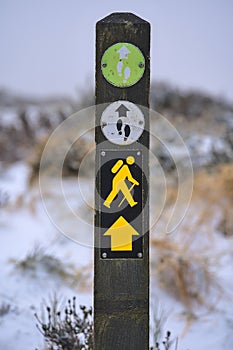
[0,84,233,349]
[1,1,233,349]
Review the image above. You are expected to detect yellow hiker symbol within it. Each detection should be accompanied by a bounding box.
[104,156,139,209]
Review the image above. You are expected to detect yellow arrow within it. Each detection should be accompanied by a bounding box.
[104,216,139,251]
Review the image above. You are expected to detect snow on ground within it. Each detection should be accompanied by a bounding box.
[150,240,233,350]
[0,162,233,349]
[0,163,93,350]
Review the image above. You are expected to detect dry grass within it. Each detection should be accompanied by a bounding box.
[163,163,233,236]
[183,163,232,236]
[191,163,233,237]
[28,128,94,186]
[151,237,222,309]
[0,302,11,317]
[151,163,233,309]
[10,246,91,291]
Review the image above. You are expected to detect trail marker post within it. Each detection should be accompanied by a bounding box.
[94,12,150,349]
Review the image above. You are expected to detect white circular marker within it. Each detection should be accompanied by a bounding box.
[100,101,145,145]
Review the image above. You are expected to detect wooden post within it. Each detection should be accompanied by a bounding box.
[94,12,150,350]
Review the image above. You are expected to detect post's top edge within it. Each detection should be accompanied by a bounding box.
[96,12,150,26]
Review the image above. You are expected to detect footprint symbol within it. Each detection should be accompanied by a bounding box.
[117,119,131,141]
[124,124,130,141]
[117,119,123,135]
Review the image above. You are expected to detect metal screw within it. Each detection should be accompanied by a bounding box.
[101,151,106,156]
[137,252,143,258]
[137,151,141,156]
[102,63,107,68]
[102,252,107,258]
[139,62,144,68]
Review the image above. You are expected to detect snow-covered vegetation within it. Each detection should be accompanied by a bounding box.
[0,83,233,349]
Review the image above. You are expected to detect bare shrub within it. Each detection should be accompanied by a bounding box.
[150,331,178,350]
[35,296,93,350]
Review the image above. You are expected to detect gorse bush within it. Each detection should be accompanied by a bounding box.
[35,297,93,350]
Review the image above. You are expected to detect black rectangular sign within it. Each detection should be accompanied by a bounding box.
[98,150,146,259]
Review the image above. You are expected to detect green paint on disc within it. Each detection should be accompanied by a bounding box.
[101,42,145,88]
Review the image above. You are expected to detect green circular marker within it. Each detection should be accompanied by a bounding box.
[101,42,145,88]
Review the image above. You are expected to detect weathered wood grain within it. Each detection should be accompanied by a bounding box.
[94,12,150,350]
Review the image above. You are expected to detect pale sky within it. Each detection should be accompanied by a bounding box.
[1,0,233,101]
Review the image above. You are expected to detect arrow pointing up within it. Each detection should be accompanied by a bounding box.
[117,45,130,59]
[115,104,130,118]
[104,216,139,251]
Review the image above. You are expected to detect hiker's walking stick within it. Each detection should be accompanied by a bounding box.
[118,183,136,207]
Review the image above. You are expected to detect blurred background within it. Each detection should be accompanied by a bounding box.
[0,1,233,350]
[1,0,233,99]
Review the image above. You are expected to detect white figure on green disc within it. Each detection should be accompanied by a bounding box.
[116,46,131,83]
[104,156,139,209]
